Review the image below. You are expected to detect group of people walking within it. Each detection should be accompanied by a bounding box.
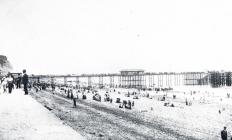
[0,69,28,95]
[1,73,15,93]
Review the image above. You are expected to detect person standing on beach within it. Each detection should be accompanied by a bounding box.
[221,126,227,140]
[6,74,14,94]
[73,88,78,108]
[16,73,22,89]
[1,77,7,93]
[22,69,28,95]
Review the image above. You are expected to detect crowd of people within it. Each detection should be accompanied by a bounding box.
[0,69,28,95]
[1,70,231,139]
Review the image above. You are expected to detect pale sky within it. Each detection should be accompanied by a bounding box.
[1,0,232,75]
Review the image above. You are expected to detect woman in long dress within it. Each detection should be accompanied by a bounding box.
[1,77,7,93]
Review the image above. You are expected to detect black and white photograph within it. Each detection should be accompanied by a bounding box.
[1,0,232,139]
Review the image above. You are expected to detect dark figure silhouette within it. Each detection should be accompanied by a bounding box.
[16,74,22,89]
[22,69,28,95]
[221,127,227,140]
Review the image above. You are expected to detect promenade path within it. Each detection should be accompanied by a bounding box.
[0,89,85,140]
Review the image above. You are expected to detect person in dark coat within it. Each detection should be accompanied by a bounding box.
[22,69,28,95]
[221,127,227,140]
[16,74,22,89]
